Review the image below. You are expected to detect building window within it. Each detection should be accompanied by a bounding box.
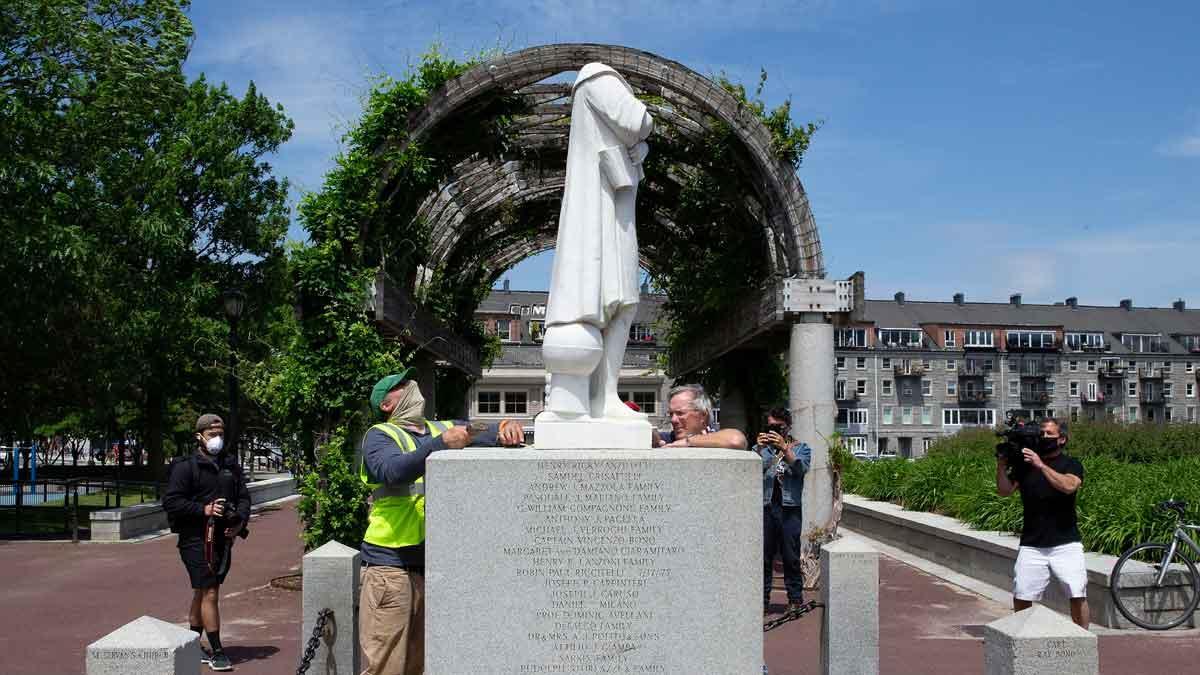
[923,438,936,452]
[495,319,513,341]
[1188,362,1195,373]
[1165,382,1174,399]
[878,328,924,348]
[965,330,994,348]
[883,406,893,425]
[1128,381,1138,397]
[1071,406,1080,422]
[1066,332,1105,351]
[901,407,913,425]
[529,320,545,342]
[946,359,956,371]
[628,323,655,343]
[1188,383,1195,398]
[946,380,957,396]
[1166,407,1175,423]
[881,358,892,369]
[856,357,867,370]
[1086,360,1096,372]
[1009,380,1019,397]
[1069,381,1079,397]
[835,380,848,399]
[942,408,996,427]
[844,436,867,452]
[631,391,657,413]
[944,330,956,348]
[1189,406,1197,422]
[1006,331,1057,350]
[856,379,868,395]
[1128,407,1138,422]
[836,356,846,370]
[504,391,528,414]
[1163,361,1173,373]
[478,391,501,414]
[835,328,867,348]
[922,379,932,396]
[921,406,932,425]
[882,380,893,396]
[1121,333,1167,353]
[1087,382,1098,400]
[848,409,869,425]
[1068,360,1078,372]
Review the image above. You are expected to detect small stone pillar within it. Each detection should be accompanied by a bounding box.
[983,605,1097,675]
[821,537,879,675]
[86,615,201,675]
[302,540,361,675]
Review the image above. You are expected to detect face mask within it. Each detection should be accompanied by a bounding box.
[1037,436,1060,456]
[204,436,224,454]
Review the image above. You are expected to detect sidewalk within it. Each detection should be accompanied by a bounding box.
[2,506,1198,674]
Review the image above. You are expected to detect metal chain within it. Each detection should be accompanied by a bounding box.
[763,600,822,632]
[296,608,333,675]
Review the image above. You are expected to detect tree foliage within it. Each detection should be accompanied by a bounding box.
[1,0,293,474]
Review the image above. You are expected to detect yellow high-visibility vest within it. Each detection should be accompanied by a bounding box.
[358,419,453,548]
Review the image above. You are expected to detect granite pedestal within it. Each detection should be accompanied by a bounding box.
[86,615,201,675]
[426,448,761,674]
[983,605,1097,675]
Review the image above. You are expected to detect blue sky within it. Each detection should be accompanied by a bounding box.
[185,1,1199,307]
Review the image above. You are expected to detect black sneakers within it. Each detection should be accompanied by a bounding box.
[206,650,233,671]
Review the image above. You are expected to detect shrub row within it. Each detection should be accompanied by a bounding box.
[841,427,1200,557]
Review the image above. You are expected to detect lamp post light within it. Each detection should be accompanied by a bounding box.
[222,289,245,474]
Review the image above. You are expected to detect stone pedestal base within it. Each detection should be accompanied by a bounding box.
[534,414,652,449]
[425,448,761,674]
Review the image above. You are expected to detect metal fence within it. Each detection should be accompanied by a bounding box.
[0,478,164,540]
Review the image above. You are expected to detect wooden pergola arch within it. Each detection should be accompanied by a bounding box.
[372,43,825,377]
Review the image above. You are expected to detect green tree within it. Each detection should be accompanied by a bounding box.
[0,0,293,475]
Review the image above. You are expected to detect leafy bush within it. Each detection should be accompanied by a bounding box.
[842,425,1200,556]
[297,429,370,551]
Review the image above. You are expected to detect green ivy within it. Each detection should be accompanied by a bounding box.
[296,428,370,550]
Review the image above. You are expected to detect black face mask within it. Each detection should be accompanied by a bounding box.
[1038,436,1062,456]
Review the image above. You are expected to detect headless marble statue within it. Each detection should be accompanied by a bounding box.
[535,63,654,449]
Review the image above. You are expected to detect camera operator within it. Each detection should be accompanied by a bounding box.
[754,407,810,615]
[163,414,250,671]
[995,417,1088,628]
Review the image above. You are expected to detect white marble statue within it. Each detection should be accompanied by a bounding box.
[536,63,654,448]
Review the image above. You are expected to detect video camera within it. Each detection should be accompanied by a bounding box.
[995,412,1041,471]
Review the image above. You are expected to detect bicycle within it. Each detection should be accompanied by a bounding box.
[1109,500,1200,630]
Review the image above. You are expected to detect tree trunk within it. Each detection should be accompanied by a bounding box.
[144,380,165,480]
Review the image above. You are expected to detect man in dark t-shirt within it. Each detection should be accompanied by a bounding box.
[996,417,1089,628]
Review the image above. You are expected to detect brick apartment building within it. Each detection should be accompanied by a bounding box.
[471,283,1200,457]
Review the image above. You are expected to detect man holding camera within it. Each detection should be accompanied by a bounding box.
[163,414,251,671]
[995,417,1088,628]
[359,370,524,675]
[754,407,810,614]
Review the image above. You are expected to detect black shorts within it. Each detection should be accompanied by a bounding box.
[179,538,233,589]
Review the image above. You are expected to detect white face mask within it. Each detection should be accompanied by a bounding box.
[204,436,224,453]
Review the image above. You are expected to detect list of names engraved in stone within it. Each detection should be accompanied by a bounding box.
[502,459,681,673]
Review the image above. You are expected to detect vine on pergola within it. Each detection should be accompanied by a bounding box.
[281,50,817,436]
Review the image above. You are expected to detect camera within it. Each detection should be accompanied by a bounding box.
[995,413,1041,469]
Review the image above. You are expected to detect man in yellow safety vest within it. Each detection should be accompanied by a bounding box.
[358,368,523,675]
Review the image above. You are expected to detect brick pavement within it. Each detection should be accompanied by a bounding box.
[3,505,1198,674]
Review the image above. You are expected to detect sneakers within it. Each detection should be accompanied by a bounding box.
[206,651,233,671]
[786,600,806,614]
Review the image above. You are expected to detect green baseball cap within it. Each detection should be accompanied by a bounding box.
[370,367,415,410]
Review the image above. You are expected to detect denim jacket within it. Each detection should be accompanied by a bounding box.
[758,441,811,507]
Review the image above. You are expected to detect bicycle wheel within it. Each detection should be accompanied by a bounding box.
[1110,542,1200,630]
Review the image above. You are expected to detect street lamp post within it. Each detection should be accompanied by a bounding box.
[222,289,245,476]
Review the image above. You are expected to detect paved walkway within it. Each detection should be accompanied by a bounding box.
[2,505,1198,674]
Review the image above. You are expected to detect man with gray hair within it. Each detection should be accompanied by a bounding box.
[651,384,747,449]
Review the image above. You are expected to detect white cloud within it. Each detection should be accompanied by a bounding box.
[1158,134,1200,158]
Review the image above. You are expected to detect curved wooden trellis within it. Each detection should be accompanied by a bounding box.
[374,43,824,376]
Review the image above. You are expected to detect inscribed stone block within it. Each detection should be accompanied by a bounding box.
[425,448,761,674]
[821,538,879,675]
[86,615,200,675]
[983,605,1097,675]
